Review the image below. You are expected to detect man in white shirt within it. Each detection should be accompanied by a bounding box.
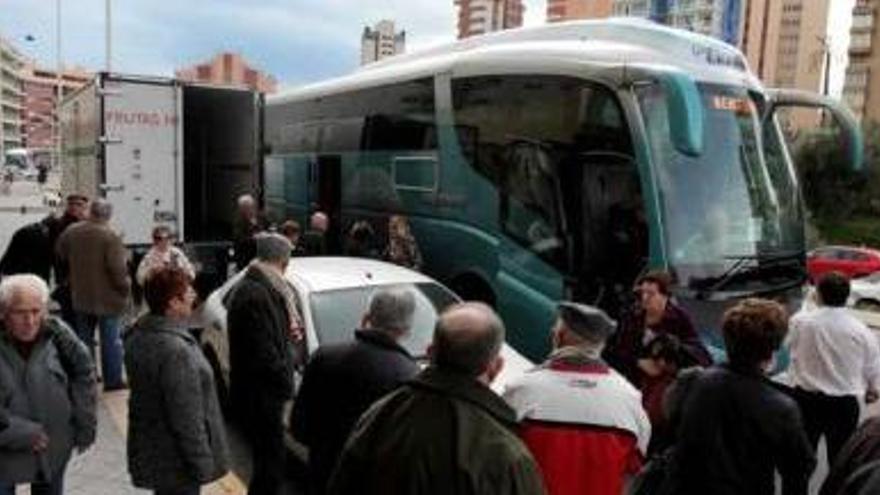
[788,272,880,465]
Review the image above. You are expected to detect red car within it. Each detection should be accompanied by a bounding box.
[807,246,880,282]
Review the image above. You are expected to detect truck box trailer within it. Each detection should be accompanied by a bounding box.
[60,73,264,295]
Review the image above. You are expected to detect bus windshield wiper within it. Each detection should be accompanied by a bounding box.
[692,250,805,296]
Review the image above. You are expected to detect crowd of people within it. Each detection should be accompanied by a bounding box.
[3,191,880,495]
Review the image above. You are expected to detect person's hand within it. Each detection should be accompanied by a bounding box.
[31,431,49,453]
[638,358,663,378]
[866,388,879,404]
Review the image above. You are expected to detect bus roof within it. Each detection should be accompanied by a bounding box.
[271,18,760,105]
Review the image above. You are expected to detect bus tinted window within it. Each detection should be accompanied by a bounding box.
[274,78,436,154]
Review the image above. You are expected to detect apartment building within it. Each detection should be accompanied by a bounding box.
[843,0,879,123]
[548,0,614,22]
[20,63,91,150]
[176,52,277,93]
[455,0,525,39]
[361,20,406,65]
[0,36,25,159]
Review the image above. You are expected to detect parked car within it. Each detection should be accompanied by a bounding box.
[849,272,880,312]
[807,246,880,282]
[197,257,533,411]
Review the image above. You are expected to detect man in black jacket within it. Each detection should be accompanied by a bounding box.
[227,233,296,495]
[292,287,419,494]
[660,299,816,495]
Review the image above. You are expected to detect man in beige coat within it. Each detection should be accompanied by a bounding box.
[56,199,130,390]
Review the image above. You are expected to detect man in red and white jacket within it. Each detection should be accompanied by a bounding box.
[503,302,651,495]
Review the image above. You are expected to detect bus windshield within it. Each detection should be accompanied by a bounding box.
[637,82,805,292]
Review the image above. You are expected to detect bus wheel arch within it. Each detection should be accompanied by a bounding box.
[450,273,497,308]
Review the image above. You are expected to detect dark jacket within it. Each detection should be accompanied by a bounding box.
[604,301,712,385]
[821,417,880,495]
[56,220,130,315]
[232,215,267,270]
[0,317,96,483]
[0,218,53,281]
[301,229,327,257]
[327,367,546,495]
[124,314,228,490]
[45,212,80,285]
[660,365,816,495]
[227,266,295,406]
[292,329,419,493]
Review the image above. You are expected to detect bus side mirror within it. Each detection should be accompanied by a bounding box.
[660,72,704,157]
[764,89,865,171]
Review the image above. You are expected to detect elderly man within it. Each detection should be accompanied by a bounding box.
[292,288,419,494]
[301,211,330,256]
[56,199,130,390]
[504,303,651,495]
[328,302,545,495]
[227,233,299,495]
[232,194,268,271]
[0,274,96,495]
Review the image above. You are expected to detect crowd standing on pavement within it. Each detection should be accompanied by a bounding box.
[6,185,880,495]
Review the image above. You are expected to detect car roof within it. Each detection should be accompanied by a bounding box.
[813,245,880,256]
[287,257,437,293]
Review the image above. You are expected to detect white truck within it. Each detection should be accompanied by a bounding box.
[60,73,264,294]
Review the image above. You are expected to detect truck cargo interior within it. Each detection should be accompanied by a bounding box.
[183,86,260,242]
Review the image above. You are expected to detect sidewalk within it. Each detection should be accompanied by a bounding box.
[19,390,247,494]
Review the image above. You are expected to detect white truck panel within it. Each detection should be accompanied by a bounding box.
[102,80,182,245]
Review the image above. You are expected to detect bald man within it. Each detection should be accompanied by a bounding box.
[328,303,545,495]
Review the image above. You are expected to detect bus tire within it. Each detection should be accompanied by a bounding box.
[450,274,496,308]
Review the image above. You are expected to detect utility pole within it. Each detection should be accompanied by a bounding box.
[106,0,112,73]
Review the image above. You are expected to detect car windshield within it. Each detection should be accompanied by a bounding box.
[637,82,804,290]
[309,282,459,357]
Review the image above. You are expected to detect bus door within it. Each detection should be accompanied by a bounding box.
[313,154,342,252]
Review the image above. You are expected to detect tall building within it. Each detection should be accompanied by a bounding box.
[361,20,406,65]
[614,0,743,44]
[843,0,879,123]
[548,0,614,22]
[20,63,91,151]
[740,0,778,82]
[176,52,277,93]
[0,35,25,159]
[455,0,525,39]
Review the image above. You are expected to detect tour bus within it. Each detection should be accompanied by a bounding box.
[264,19,863,361]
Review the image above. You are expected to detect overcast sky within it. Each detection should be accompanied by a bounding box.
[0,0,851,93]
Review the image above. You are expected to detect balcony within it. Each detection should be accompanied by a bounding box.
[850,33,874,54]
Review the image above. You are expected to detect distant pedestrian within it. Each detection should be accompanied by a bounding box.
[504,302,650,495]
[821,416,880,495]
[136,226,195,286]
[125,267,229,495]
[343,220,380,259]
[56,199,130,390]
[603,271,711,426]
[659,299,815,495]
[292,288,420,494]
[384,214,422,271]
[279,220,305,256]
[787,272,880,466]
[327,302,546,495]
[227,233,299,495]
[232,194,268,271]
[0,274,97,495]
[45,194,89,327]
[301,211,330,256]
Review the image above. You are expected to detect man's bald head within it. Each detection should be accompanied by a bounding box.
[431,302,505,377]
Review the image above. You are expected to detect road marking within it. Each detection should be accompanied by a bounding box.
[100,388,247,494]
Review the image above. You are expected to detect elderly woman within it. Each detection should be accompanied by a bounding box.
[0,274,96,495]
[384,215,423,271]
[136,226,196,287]
[125,267,228,495]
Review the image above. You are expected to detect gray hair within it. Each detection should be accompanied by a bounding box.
[237,194,256,208]
[90,199,113,221]
[0,274,50,311]
[255,232,292,263]
[432,302,505,377]
[366,288,416,334]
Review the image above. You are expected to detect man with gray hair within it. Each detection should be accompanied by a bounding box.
[292,287,420,494]
[328,302,545,495]
[227,232,299,494]
[0,274,96,494]
[56,198,130,390]
[503,302,651,495]
[232,193,268,270]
